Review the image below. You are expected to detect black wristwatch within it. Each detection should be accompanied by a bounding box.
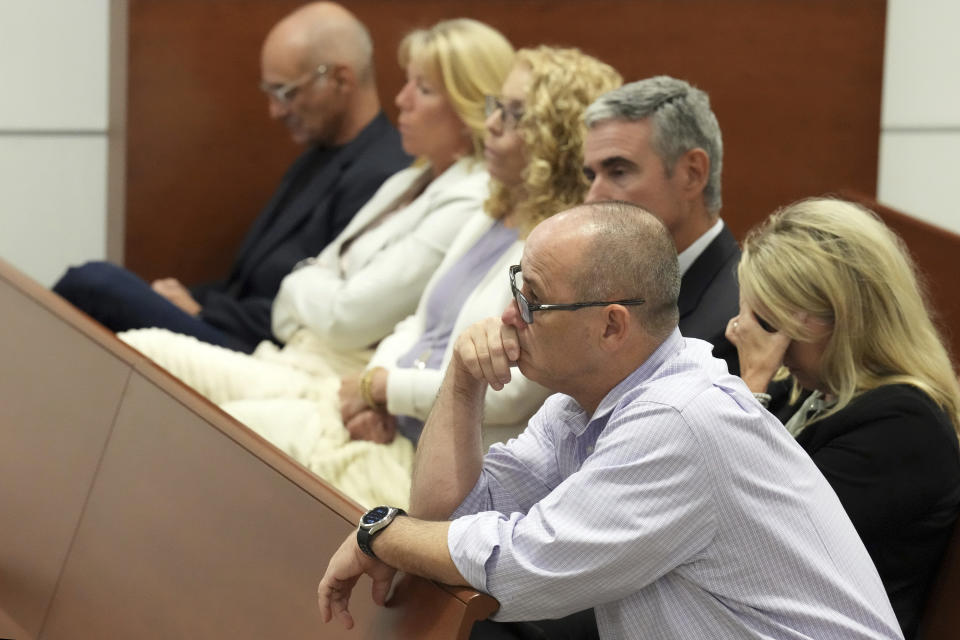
[357,506,406,559]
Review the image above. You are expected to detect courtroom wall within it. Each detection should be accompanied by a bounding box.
[3,1,960,288]
[123,0,887,284]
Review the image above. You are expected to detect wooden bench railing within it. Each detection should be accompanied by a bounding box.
[0,256,497,640]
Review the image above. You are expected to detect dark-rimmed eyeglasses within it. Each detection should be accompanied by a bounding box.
[259,64,329,104]
[509,265,645,324]
[484,95,525,130]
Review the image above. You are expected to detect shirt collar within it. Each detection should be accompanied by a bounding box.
[677,218,724,276]
[562,329,685,436]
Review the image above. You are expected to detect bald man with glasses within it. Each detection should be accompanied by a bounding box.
[318,201,903,640]
[54,2,409,353]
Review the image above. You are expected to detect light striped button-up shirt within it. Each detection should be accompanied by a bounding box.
[449,330,903,639]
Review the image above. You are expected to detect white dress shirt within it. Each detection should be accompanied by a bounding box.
[677,217,725,276]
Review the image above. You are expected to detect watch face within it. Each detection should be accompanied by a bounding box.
[362,506,390,526]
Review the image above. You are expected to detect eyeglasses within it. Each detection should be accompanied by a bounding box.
[484,95,525,130]
[259,64,329,104]
[509,265,645,324]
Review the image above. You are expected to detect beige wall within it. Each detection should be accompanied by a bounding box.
[879,0,960,234]
[0,0,112,286]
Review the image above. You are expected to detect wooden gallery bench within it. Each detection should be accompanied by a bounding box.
[0,257,496,639]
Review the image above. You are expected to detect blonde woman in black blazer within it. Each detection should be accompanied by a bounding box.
[726,197,960,639]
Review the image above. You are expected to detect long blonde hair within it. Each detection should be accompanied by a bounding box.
[739,197,960,433]
[398,19,514,161]
[485,46,622,236]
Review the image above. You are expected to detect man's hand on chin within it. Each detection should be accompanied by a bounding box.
[453,317,520,391]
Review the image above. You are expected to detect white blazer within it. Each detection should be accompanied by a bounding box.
[369,210,550,445]
[271,158,489,350]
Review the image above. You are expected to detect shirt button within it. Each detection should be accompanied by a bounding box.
[585,445,594,454]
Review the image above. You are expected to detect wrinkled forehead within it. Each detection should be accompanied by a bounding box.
[584,118,656,164]
[521,215,591,291]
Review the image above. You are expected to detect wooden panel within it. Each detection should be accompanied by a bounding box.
[0,269,131,639]
[0,257,497,638]
[42,372,374,639]
[368,575,499,640]
[125,0,885,283]
[839,190,960,364]
[0,608,31,640]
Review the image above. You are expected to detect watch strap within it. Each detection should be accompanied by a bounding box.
[357,506,406,559]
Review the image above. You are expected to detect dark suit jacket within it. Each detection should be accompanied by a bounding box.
[192,112,410,348]
[678,225,741,374]
[796,385,960,639]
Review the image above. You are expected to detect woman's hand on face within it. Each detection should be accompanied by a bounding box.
[725,302,791,393]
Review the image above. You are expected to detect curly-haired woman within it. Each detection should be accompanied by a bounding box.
[339,47,623,449]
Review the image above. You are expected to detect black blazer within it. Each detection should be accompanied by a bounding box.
[193,112,410,349]
[796,385,960,639]
[678,225,741,374]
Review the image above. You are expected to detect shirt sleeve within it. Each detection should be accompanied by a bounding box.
[447,401,718,622]
[450,399,569,519]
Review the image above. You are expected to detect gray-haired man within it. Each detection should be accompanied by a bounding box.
[583,76,740,374]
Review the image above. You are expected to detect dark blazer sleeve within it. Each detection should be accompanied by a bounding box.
[195,160,388,348]
[196,113,410,348]
[800,393,958,538]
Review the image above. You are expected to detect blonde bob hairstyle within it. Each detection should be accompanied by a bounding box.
[485,47,622,236]
[398,19,514,161]
[739,197,960,434]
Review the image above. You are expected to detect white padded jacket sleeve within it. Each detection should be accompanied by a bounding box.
[271,160,489,348]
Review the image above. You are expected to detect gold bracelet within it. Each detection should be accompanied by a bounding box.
[360,368,386,410]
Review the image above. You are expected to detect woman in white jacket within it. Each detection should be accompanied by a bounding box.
[120,19,515,397]
[269,18,518,355]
